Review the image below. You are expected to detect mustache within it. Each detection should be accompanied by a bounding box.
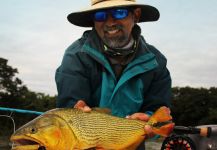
[104,25,123,32]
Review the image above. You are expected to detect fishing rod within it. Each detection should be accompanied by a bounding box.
[0,107,44,115]
[0,107,44,138]
[173,125,217,137]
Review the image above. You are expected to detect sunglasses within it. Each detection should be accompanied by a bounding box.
[93,8,131,22]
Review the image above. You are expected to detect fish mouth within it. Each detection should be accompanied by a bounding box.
[11,136,46,150]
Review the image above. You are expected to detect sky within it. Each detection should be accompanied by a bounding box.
[1,0,217,96]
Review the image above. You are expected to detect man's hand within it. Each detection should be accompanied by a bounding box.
[74,100,91,112]
[126,113,154,138]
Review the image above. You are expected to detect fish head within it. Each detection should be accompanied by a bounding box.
[10,114,76,150]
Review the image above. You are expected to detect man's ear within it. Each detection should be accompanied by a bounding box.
[133,8,141,23]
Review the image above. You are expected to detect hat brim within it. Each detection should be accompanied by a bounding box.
[67,2,160,27]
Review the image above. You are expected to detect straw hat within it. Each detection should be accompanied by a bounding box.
[67,0,160,27]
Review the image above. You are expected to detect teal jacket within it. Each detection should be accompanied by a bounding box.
[55,27,171,117]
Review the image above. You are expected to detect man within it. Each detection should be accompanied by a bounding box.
[55,0,172,149]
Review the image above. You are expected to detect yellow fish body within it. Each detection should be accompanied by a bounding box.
[10,106,174,150]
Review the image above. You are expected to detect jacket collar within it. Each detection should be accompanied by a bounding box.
[81,25,154,70]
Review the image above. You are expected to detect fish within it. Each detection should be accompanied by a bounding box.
[10,106,174,150]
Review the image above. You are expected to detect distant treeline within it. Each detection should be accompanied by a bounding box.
[1,57,217,136]
[0,57,56,136]
[171,86,217,126]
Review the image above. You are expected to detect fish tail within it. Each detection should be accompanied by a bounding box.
[148,106,174,137]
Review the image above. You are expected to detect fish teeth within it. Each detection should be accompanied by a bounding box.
[11,142,20,146]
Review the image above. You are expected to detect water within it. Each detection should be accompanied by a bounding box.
[146,140,162,150]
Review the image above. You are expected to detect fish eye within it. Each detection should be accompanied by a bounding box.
[30,127,37,133]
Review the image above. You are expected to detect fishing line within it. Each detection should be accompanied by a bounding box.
[0,112,16,133]
[0,112,16,149]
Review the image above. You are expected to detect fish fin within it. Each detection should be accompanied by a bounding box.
[152,122,175,137]
[92,107,111,114]
[149,106,172,123]
[148,106,175,137]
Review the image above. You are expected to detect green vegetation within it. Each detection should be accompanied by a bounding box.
[171,86,217,126]
[0,57,56,137]
[0,57,217,137]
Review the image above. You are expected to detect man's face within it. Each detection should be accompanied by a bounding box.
[94,8,141,49]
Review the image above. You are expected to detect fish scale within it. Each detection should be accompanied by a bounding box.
[49,108,146,148]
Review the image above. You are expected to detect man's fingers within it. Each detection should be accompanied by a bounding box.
[144,125,155,139]
[126,113,150,121]
[82,106,91,112]
[74,100,86,108]
[144,125,152,135]
[74,100,91,112]
[125,114,155,139]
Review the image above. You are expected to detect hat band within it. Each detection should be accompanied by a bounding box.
[91,0,136,6]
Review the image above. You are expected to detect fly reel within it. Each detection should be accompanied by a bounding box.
[161,134,196,150]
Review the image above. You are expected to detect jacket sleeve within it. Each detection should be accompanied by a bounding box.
[55,44,91,108]
[141,45,172,112]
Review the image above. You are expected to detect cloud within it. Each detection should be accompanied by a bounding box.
[1,0,217,95]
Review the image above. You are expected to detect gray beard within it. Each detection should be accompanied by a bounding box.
[102,34,129,49]
[102,24,129,49]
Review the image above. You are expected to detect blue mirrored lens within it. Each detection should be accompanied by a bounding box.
[94,11,107,22]
[94,8,129,22]
[111,9,128,20]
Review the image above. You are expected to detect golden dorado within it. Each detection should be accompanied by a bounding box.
[10,106,174,150]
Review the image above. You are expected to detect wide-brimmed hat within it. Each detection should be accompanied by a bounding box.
[67,0,160,27]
